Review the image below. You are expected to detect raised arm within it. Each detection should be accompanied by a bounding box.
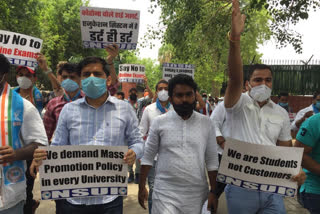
[143,76,154,99]
[106,44,119,85]
[36,53,61,92]
[224,0,246,108]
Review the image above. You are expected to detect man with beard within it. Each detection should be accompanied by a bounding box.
[138,74,219,214]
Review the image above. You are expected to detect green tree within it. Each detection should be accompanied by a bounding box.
[148,0,271,95]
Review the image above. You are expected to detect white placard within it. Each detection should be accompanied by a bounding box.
[118,64,145,83]
[39,145,128,200]
[217,138,303,197]
[80,7,140,50]
[0,30,42,69]
[162,63,195,81]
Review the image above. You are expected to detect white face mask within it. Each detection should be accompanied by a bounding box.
[17,76,33,89]
[158,89,169,102]
[249,84,272,102]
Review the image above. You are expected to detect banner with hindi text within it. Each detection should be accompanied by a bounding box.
[80,7,140,50]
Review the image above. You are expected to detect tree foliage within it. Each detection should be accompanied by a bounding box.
[0,0,162,92]
[147,0,271,94]
[145,0,319,94]
[251,0,320,53]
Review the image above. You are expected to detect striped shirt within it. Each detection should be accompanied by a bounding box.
[51,95,144,205]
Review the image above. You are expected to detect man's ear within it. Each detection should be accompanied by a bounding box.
[245,80,250,91]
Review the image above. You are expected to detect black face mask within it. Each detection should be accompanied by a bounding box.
[172,101,196,118]
[129,94,137,101]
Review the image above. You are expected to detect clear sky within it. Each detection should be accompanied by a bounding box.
[90,0,320,63]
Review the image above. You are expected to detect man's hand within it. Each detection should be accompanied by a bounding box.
[123,149,136,165]
[0,146,16,164]
[216,136,226,149]
[231,0,246,39]
[36,53,49,71]
[30,148,47,177]
[33,148,47,162]
[106,44,119,64]
[207,192,218,213]
[291,169,306,186]
[138,185,148,210]
[30,159,40,178]
[304,111,314,119]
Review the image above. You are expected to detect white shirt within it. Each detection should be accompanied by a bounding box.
[291,104,314,131]
[139,102,173,137]
[141,111,219,211]
[0,99,48,211]
[210,101,229,154]
[225,93,291,146]
[139,102,173,161]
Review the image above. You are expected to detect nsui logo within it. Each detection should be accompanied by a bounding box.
[217,175,226,183]
[219,174,296,197]
[119,187,127,195]
[286,188,295,197]
[42,191,52,200]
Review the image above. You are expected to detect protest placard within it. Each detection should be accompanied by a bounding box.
[80,7,140,50]
[217,138,304,197]
[118,64,145,83]
[289,113,296,123]
[162,63,195,81]
[0,30,42,69]
[39,145,128,200]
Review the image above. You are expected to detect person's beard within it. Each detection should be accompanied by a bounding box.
[172,101,196,118]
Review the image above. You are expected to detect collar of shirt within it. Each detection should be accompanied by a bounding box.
[63,90,85,102]
[78,94,117,108]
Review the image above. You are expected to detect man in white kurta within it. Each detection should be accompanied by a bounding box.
[141,110,218,213]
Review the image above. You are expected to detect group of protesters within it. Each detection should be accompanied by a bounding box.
[0,0,319,214]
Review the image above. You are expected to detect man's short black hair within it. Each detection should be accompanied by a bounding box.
[247,64,273,80]
[155,79,168,91]
[77,57,110,76]
[313,91,320,100]
[278,92,289,99]
[129,87,137,94]
[168,74,197,97]
[0,54,10,74]
[116,91,125,97]
[58,63,79,76]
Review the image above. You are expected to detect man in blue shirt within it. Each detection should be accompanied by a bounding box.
[32,56,144,214]
[295,113,320,214]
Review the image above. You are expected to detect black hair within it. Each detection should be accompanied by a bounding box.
[313,91,320,100]
[155,79,168,91]
[58,63,79,76]
[0,54,10,74]
[77,57,110,76]
[247,64,273,80]
[116,91,125,99]
[278,92,289,99]
[168,74,197,97]
[129,87,137,93]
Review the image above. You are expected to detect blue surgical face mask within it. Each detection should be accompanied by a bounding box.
[278,102,288,107]
[61,79,79,92]
[81,77,106,99]
[316,101,320,109]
